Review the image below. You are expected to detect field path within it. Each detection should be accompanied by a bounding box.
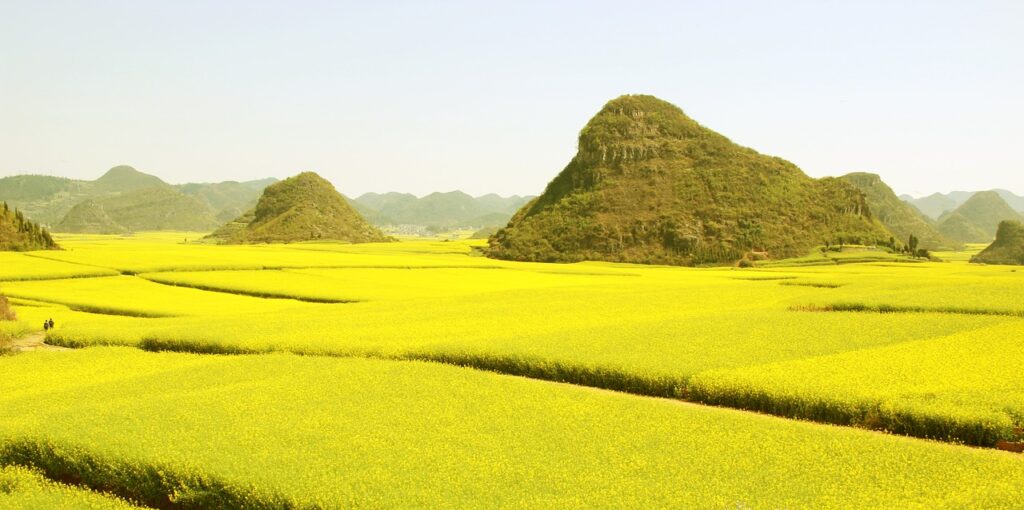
[9,332,70,352]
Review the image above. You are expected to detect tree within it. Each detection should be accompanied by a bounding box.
[908,234,919,256]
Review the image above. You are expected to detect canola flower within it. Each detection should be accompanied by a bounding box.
[0,464,142,509]
[7,235,1024,448]
[0,348,1022,509]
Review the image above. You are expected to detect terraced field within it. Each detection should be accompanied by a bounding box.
[0,233,1022,507]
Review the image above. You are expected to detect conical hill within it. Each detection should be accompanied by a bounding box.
[488,95,891,265]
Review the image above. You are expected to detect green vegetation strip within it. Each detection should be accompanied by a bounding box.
[1,348,1023,508]
[137,277,357,304]
[791,303,1024,318]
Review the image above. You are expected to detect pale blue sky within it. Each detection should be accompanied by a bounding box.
[2,1,1021,197]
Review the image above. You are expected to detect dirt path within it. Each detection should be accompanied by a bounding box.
[8,332,70,352]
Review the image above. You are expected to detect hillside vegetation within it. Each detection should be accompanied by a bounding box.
[54,186,221,234]
[351,191,531,228]
[972,220,1024,265]
[905,189,1024,219]
[0,202,58,251]
[937,191,1023,243]
[489,95,892,265]
[0,165,275,227]
[207,172,391,244]
[178,178,275,222]
[840,172,959,250]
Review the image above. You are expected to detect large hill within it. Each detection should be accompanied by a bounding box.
[488,95,892,265]
[971,220,1024,265]
[840,173,959,250]
[0,202,58,251]
[0,166,276,226]
[937,191,1023,243]
[207,172,390,244]
[350,191,532,228]
[54,187,222,234]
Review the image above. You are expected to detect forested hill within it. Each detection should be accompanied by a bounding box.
[840,172,959,250]
[207,172,391,244]
[488,95,892,266]
[0,202,58,251]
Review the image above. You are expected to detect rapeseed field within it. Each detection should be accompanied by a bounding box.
[1,234,1022,506]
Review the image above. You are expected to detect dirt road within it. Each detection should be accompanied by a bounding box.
[8,332,69,352]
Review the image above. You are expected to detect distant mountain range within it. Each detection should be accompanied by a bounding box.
[0,166,533,233]
[934,191,1023,243]
[0,166,275,232]
[839,173,959,250]
[348,191,532,229]
[901,190,1024,219]
[896,190,1024,244]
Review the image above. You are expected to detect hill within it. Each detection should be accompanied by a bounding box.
[840,173,959,250]
[54,187,221,233]
[91,165,168,193]
[0,166,276,226]
[207,172,390,244]
[52,199,125,234]
[0,174,101,225]
[901,193,959,220]
[178,178,279,223]
[488,95,892,265]
[971,221,1024,265]
[904,189,1024,219]
[0,202,58,251]
[350,192,531,228]
[937,191,1023,243]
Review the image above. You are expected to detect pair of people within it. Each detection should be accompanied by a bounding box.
[42,318,54,331]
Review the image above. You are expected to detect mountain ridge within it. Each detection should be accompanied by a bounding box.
[840,172,959,250]
[0,166,278,227]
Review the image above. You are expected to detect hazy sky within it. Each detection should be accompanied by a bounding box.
[2,1,1021,197]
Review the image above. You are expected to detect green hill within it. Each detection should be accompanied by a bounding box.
[0,166,276,227]
[475,193,532,215]
[178,178,278,224]
[54,187,221,233]
[840,173,959,250]
[937,191,1023,243]
[91,165,167,193]
[902,193,959,220]
[904,190,1024,219]
[0,202,58,251]
[352,192,419,213]
[488,95,892,265]
[971,221,1024,265]
[52,199,125,234]
[0,175,98,225]
[207,172,390,244]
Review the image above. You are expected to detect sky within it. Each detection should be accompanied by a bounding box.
[1,0,1022,198]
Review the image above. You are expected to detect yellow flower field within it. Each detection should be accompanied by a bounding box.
[1,233,1023,506]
